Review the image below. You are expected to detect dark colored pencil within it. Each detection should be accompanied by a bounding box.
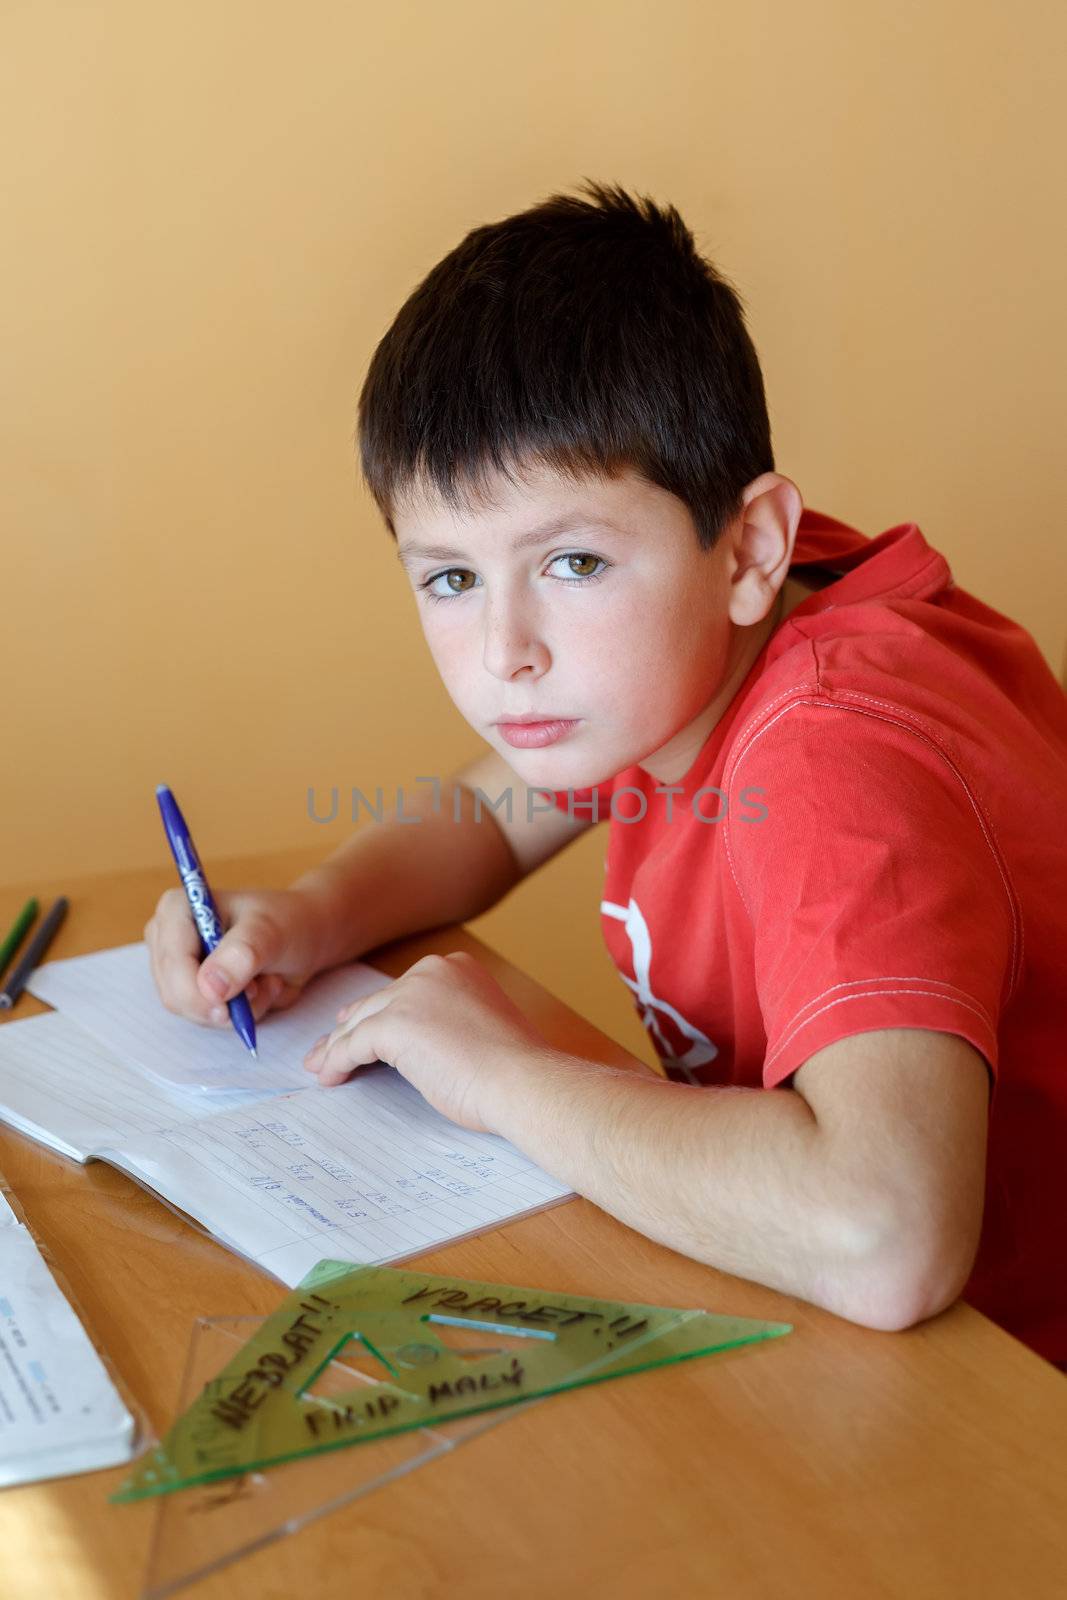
[0,897,69,1009]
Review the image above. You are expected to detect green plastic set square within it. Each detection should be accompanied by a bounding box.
[117,1260,791,1501]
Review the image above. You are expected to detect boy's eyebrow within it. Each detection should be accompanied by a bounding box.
[395,515,629,566]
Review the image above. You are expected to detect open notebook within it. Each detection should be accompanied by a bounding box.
[26,940,400,1097]
[0,947,574,1289]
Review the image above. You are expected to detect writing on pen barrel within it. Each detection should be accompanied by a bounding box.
[154,785,258,1061]
[0,897,70,1010]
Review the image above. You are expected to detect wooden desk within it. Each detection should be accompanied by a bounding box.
[1,854,1065,1600]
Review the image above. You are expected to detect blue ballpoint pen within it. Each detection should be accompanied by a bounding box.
[155,784,258,1059]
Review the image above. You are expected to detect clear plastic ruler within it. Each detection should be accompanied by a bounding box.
[114,1260,792,1597]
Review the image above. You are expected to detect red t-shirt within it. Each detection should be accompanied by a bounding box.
[550,507,1067,1364]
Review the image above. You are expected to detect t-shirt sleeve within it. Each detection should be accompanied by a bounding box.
[725,701,1018,1090]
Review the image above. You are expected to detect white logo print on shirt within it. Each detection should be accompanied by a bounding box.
[601,896,719,1085]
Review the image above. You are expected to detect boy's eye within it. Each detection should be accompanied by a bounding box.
[428,569,478,598]
[557,553,601,577]
[419,552,608,602]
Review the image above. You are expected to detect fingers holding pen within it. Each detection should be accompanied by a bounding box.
[208,974,283,1025]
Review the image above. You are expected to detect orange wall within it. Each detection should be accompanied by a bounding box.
[5,2,1065,1062]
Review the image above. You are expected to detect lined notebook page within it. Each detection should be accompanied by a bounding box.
[0,1012,275,1161]
[26,943,395,1094]
[105,1066,574,1289]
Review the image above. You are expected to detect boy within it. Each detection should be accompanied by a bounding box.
[146,182,1067,1366]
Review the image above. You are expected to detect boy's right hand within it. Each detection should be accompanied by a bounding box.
[143,887,325,1029]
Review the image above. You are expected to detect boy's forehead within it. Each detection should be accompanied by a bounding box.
[393,461,682,554]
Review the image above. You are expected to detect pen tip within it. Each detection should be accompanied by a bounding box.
[250,1048,258,1059]
[155,784,169,796]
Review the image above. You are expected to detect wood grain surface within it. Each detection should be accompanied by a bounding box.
[0,854,1064,1600]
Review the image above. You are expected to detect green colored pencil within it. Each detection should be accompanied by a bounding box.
[0,898,38,984]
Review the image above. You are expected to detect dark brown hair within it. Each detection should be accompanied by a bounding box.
[357,179,774,551]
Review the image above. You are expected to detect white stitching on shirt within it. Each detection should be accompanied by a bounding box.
[807,693,1026,989]
[796,690,1025,988]
[722,680,818,763]
[721,697,825,918]
[780,975,998,1036]
[721,696,1022,999]
[764,986,997,1073]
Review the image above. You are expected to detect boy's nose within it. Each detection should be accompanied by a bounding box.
[482,608,551,679]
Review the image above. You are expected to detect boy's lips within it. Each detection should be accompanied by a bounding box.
[495,716,581,749]
[494,712,577,725]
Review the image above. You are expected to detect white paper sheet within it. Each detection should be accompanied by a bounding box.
[0,1012,276,1161]
[103,1066,573,1288]
[26,942,395,1094]
[0,1009,576,1295]
[0,1189,137,1485]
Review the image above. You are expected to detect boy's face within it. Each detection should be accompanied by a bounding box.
[393,460,797,792]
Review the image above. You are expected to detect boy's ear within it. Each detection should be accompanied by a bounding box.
[727,474,803,626]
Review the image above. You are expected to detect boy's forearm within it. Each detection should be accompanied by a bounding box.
[485,1051,902,1328]
[290,776,521,972]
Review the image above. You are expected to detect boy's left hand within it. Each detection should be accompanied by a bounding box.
[301,950,552,1133]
